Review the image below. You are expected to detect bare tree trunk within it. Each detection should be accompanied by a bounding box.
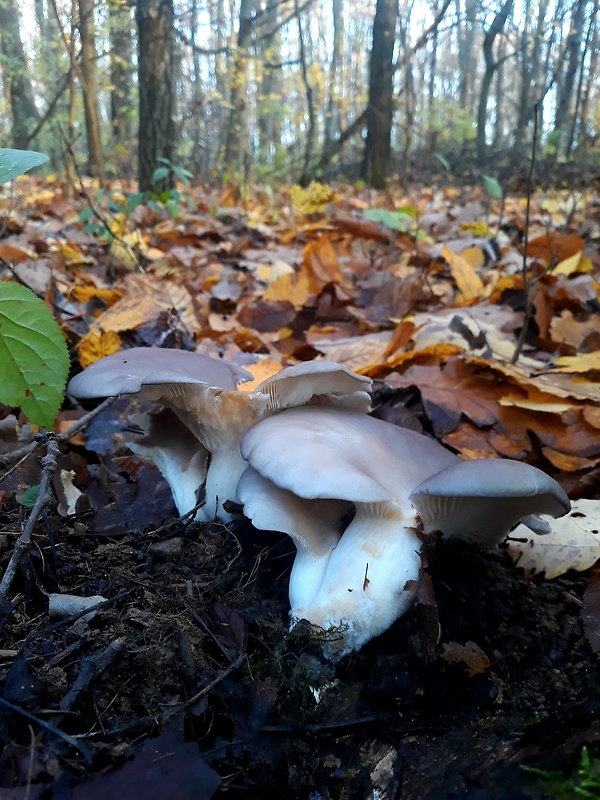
[325,0,343,146]
[554,0,587,155]
[258,0,282,164]
[224,0,258,171]
[361,0,398,188]
[457,0,477,113]
[108,0,134,160]
[476,0,514,164]
[296,0,316,184]
[566,0,594,155]
[34,0,62,163]
[137,0,175,192]
[0,0,41,148]
[579,0,598,156]
[65,0,77,197]
[78,0,104,179]
[190,0,206,176]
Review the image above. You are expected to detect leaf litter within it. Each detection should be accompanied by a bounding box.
[0,177,599,796]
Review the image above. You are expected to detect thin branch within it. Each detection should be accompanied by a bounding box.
[0,396,116,473]
[0,436,60,600]
[0,697,93,763]
[511,103,539,364]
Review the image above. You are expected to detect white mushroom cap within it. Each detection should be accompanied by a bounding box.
[241,407,458,510]
[67,347,253,398]
[409,458,571,549]
[256,360,372,413]
[128,410,208,518]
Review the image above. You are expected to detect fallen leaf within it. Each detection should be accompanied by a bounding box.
[440,641,491,676]
[77,329,123,368]
[441,245,485,302]
[507,499,600,579]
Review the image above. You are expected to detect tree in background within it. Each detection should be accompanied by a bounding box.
[78,0,104,178]
[0,0,40,148]
[361,0,398,188]
[136,0,175,191]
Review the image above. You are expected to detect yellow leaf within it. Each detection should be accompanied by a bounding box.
[237,358,283,391]
[441,245,484,301]
[77,329,122,368]
[71,286,124,305]
[498,392,574,414]
[551,352,600,374]
[553,250,582,276]
[263,270,315,309]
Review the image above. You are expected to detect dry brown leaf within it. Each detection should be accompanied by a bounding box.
[440,641,491,676]
[303,235,343,287]
[507,499,600,579]
[71,286,124,305]
[0,243,32,263]
[527,232,585,265]
[441,244,485,302]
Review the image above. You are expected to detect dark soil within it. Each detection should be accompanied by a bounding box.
[0,400,598,799]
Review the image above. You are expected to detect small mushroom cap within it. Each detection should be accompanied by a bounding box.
[256,360,372,413]
[68,347,253,399]
[241,407,458,508]
[409,458,571,548]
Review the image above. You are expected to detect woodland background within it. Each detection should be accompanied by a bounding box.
[0,0,599,191]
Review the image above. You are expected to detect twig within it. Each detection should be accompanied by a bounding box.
[0,396,115,473]
[59,637,126,711]
[161,652,245,722]
[511,103,539,364]
[0,436,60,600]
[0,696,93,763]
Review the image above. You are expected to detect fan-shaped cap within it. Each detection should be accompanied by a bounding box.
[409,458,571,548]
[68,347,253,399]
[241,406,458,508]
[256,360,372,413]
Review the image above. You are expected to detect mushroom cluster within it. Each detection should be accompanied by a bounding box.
[67,348,371,522]
[239,407,570,656]
[69,347,571,657]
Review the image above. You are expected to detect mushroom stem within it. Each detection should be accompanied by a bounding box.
[302,502,421,657]
[201,446,249,522]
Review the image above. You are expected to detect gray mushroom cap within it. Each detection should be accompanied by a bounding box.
[409,458,571,548]
[256,360,372,413]
[67,347,253,399]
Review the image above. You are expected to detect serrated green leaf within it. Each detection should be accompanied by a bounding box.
[483,175,503,198]
[0,149,49,185]
[0,283,70,427]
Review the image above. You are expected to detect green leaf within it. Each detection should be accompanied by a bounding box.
[0,149,49,185]
[78,207,93,223]
[433,153,451,171]
[363,208,413,231]
[0,283,70,428]
[125,192,145,214]
[20,484,51,508]
[483,175,503,198]
[152,166,170,183]
[166,198,180,218]
[171,164,193,184]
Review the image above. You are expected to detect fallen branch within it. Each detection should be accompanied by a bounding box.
[0,435,60,600]
[0,396,116,473]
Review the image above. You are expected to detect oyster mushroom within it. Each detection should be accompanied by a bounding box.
[238,406,570,655]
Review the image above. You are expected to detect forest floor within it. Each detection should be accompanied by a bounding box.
[0,178,599,797]
[0,392,598,799]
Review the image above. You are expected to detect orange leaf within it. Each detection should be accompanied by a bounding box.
[304,235,343,287]
[0,244,31,264]
[527,232,584,266]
